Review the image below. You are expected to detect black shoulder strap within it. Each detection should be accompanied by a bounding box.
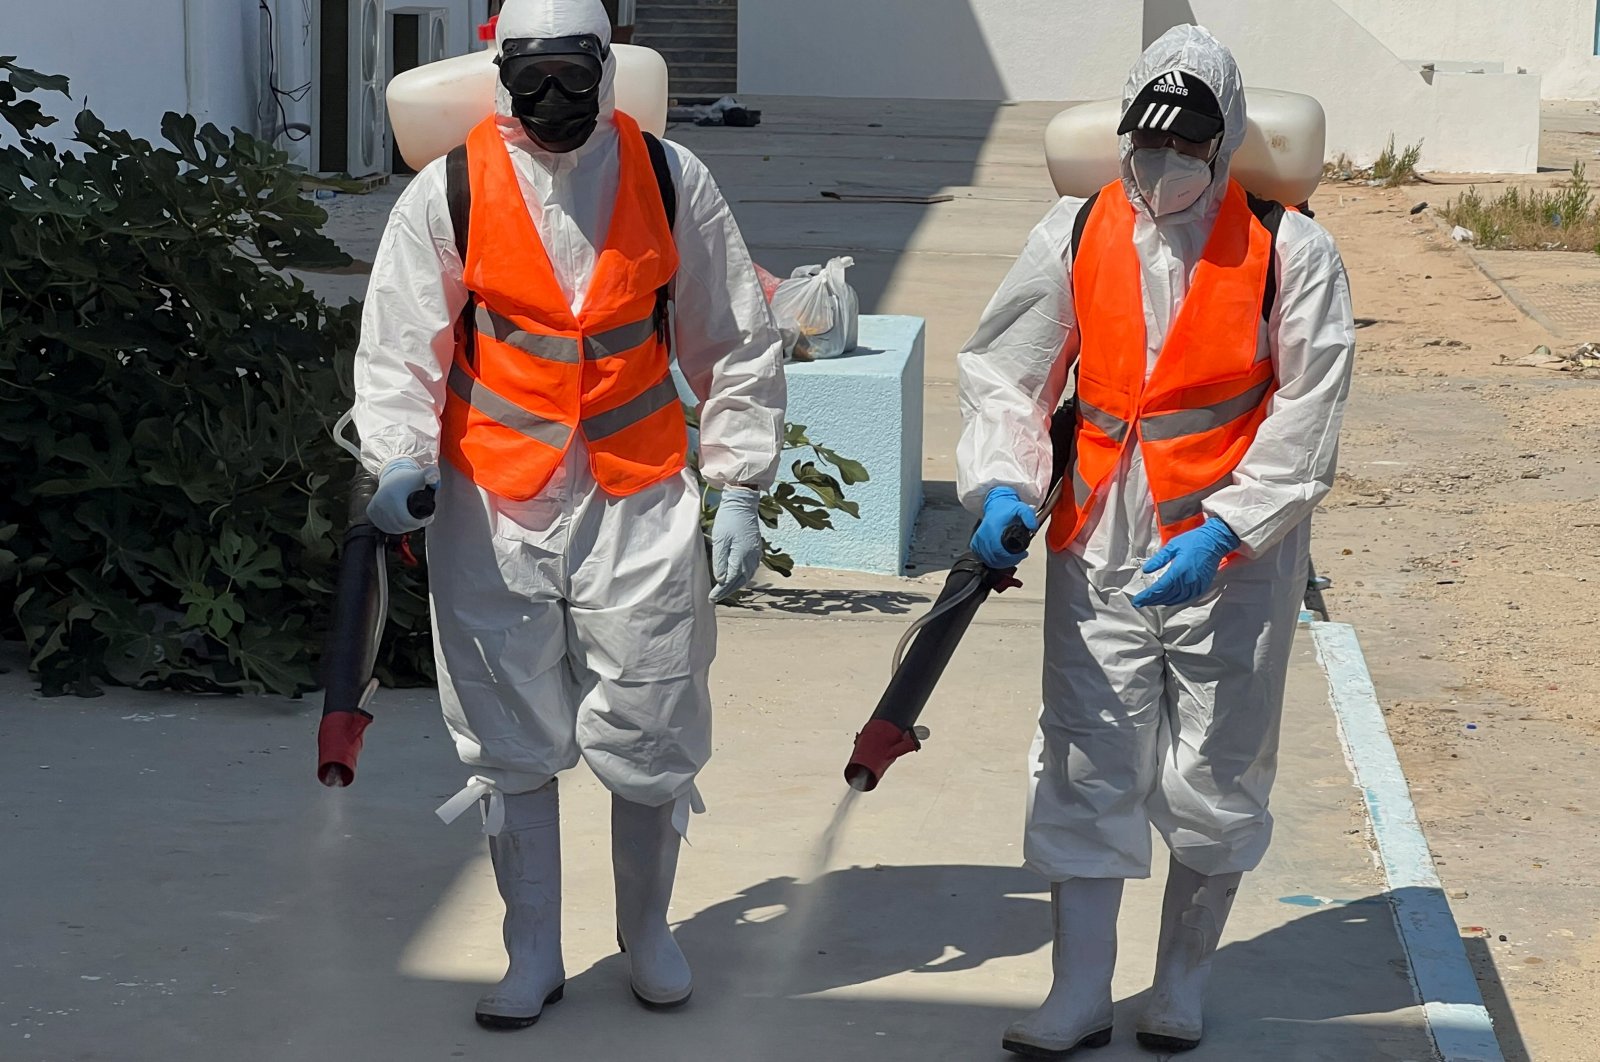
[1062,190,1103,400]
[642,131,677,232]
[1246,192,1286,324]
[446,144,471,263]
[1070,190,1101,265]
[445,144,475,364]
[642,131,678,346]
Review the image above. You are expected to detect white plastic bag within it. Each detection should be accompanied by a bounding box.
[770,256,859,361]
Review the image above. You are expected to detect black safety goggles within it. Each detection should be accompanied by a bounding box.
[497,34,607,98]
[1128,128,1221,161]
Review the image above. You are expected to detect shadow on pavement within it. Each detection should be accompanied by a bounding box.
[1465,935,1533,1062]
[520,871,1450,1061]
[673,864,1051,994]
[738,586,927,617]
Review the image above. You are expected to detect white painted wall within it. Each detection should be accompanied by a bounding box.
[737,0,1140,102]
[738,0,1539,173]
[1177,0,1540,173]
[1335,0,1600,100]
[5,0,195,144]
[3,0,483,167]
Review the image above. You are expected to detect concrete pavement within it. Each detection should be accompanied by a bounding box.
[0,604,1433,1061]
[0,97,1463,1061]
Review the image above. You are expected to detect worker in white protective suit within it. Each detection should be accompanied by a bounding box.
[350,0,785,1029]
[957,26,1354,1057]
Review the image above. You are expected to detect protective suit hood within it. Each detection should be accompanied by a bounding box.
[494,0,617,161]
[1120,25,1245,224]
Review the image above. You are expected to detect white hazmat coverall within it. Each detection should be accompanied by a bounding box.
[957,24,1354,885]
[352,0,785,1023]
[352,0,785,827]
[959,27,1354,1055]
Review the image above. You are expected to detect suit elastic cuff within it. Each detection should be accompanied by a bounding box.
[1203,503,1269,557]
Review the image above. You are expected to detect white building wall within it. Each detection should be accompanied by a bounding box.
[1334,0,1600,101]
[3,0,484,167]
[739,0,1541,173]
[1180,0,1540,173]
[5,0,195,144]
[736,0,1140,102]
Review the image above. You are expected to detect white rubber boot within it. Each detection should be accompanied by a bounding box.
[1135,859,1242,1052]
[1001,878,1122,1058]
[474,781,566,1029]
[612,794,693,1009]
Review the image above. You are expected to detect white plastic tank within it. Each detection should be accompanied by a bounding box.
[387,43,670,172]
[1044,88,1327,207]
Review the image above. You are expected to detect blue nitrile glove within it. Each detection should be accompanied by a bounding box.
[1131,517,1241,609]
[366,458,439,535]
[970,487,1039,569]
[709,485,764,602]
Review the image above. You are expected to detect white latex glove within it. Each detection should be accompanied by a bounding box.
[709,485,764,602]
[366,458,439,534]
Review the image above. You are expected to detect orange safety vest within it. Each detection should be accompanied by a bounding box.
[1047,178,1277,552]
[440,112,686,501]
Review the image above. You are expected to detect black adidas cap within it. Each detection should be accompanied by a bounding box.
[1117,70,1225,144]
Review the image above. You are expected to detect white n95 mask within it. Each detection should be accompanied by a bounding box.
[1130,148,1212,217]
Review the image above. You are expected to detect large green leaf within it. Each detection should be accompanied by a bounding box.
[816,446,870,486]
[1,60,72,95]
[229,622,315,695]
[87,595,179,688]
[760,543,795,577]
[212,529,284,590]
[181,585,246,640]
[792,461,861,519]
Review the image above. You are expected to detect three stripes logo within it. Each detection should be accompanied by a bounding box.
[1151,70,1189,96]
[1138,71,1188,132]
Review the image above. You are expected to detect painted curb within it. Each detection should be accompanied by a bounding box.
[1310,621,1504,1062]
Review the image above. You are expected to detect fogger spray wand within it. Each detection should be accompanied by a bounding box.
[315,472,435,788]
[842,476,1065,794]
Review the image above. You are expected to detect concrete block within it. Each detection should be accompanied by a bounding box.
[1428,70,1541,173]
[767,315,925,575]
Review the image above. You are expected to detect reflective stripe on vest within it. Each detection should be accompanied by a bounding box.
[474,304,663,364]
[440,111,685,502]
[1047,179,1276,552]
[448,363,572,449]
[582,375,680,440]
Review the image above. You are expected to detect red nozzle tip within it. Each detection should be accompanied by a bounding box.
[477,16,498,42]
[843,719,921,793]
[316,711,371,788]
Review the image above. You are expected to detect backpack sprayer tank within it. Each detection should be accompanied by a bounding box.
[1045,88,1327,207]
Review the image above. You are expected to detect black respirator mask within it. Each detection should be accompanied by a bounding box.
[497,34,607,153]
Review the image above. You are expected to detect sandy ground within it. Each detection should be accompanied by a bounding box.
[1308,175,1600,1061]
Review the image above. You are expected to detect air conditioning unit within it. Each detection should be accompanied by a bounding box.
[424,9,449,63]
[393,7,451,71]
[316,0,389,178]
